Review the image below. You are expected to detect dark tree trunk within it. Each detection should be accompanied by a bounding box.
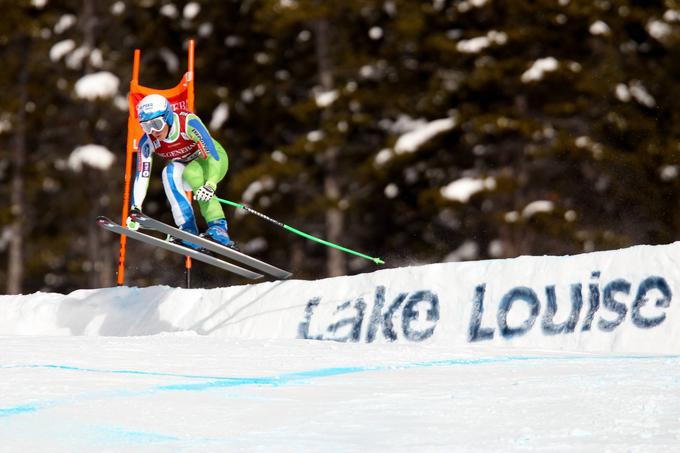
[315,18,346,277]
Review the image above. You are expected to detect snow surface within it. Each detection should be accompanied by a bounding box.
[2,243,679,451]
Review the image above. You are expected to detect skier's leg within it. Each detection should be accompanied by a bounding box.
[183,144,234,247]
[162,162,199,236]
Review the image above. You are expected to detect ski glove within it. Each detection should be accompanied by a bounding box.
[126,206,141,231]
[194,181,216,202]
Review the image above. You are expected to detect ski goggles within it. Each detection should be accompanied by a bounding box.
[140,117,166,134]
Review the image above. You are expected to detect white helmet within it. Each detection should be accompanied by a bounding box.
[137,94,173,128]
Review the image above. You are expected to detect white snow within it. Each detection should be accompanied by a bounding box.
[306,130,324,142]
[209,102,229,130]
[444,240,479,261]
[615,83,631,102]
[374,148,393,166]
[88,49,103,68]
[74,72,120,100]
[111,1,125,15]
[54,14,76,34]
[183,2,200,20]
[113,95,129,111]
[359,64,377,78]
[314,90,339,108]
[279,0,298,9]
[49,39,75,62]
[0,116,11,134]
[1,243,680,450]
[67,144,116,172]
[297,30,311,42]
[270,150,288,164]
[564,209,577,222]
[441,176,496,203]
[241,88,255,103]
[384,114,427,134]
[589,20,610,36]
[616,81,656,107]
[242,177,275,203]
[384,183,399,198]
[647,19,672,41]
[457,0,489,13]
[66,46,91,70]
[457,30,507,53]
[160,4,178,18]
[0,227,12,251]
[521,57,559,83]
[664,9,680,22]
[369,26,383,40]
[394,117,456,154]
[2,242,677,351]
[628,80,656,108]
[522,200,555,218]
[660,165,679,181]
[198,23,213,37]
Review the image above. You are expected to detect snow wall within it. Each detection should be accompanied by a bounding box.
[1,242,679,354]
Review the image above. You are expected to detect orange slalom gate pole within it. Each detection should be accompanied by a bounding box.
[116,49,142,286]
[117,41,196,286]
[184,40,195,286]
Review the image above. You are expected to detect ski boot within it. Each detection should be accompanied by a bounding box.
[167,218,202,250]
[202,218,238,250]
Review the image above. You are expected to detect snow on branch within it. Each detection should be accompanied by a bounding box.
[394,118,457,154]
[68,145,115,172]
[521,57,559,83]
[74,72,120,100]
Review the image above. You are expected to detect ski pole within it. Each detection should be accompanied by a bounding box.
[216,197,385,265]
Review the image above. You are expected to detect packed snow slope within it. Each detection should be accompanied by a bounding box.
[2,242,679,354]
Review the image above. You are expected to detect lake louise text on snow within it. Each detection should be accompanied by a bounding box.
[298,274,672,343]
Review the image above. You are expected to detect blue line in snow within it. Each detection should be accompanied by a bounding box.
[1,354,679,417]
[0,403,40,417]
[0,363,238,381]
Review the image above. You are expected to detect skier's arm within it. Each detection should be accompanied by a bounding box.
[131,134,153,209]
[186,114,228,186]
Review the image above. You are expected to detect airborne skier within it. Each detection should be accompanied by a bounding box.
[126,94,234,249]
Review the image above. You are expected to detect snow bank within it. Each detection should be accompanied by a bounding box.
[1,243,679,354]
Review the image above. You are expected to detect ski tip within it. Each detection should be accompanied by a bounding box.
[374,258,385,265]
[129,211,147,221]
[96,216,115,227]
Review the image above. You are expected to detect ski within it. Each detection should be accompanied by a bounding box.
[96,216,264,280]
[130,211,293,280]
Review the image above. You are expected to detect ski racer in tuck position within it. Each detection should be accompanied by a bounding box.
[126,93,234,249]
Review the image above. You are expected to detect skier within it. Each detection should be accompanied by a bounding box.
[125,93,234,249]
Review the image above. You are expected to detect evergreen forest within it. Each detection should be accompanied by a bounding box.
[1,0,679,293]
